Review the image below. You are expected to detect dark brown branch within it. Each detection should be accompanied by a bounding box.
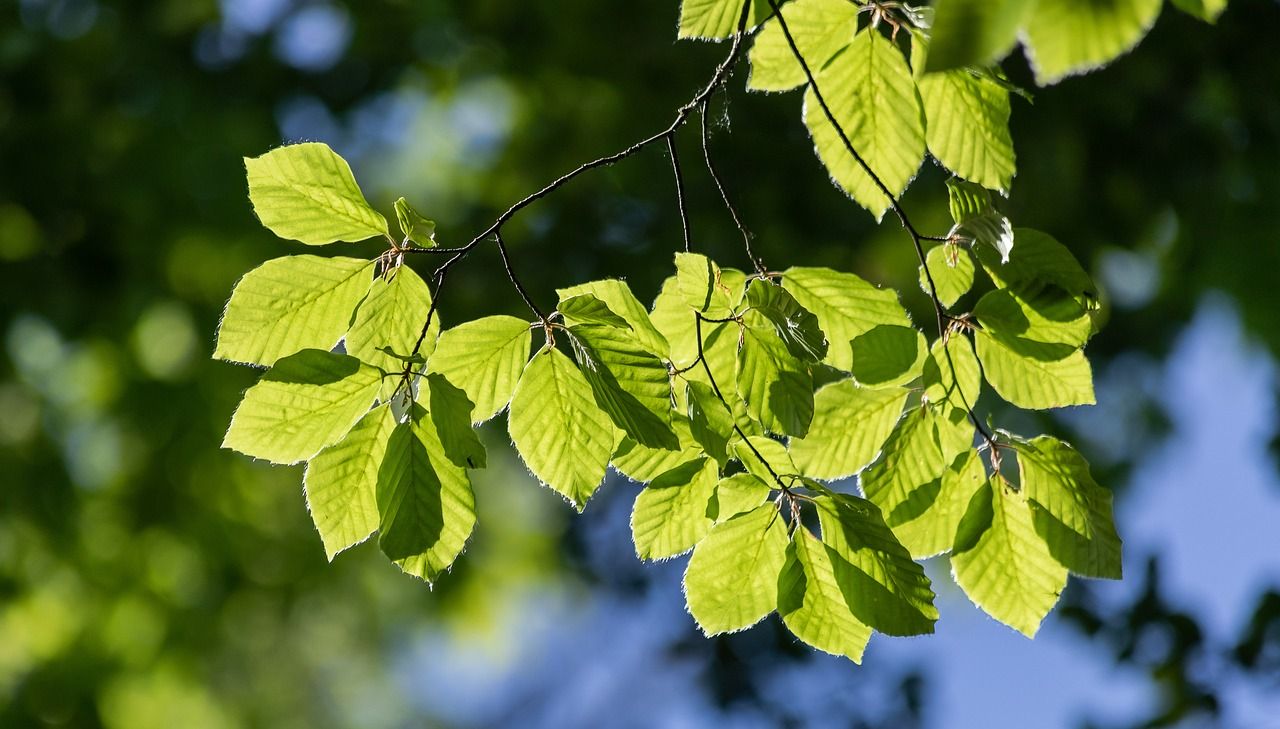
[495,231,547,322]
[667,135,693,253]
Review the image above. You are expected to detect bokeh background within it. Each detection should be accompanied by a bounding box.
[2,0,1279,726]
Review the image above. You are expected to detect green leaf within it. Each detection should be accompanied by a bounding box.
[223,350,381,464]
[946,179,1014,262]
[683,503,790,635]
[1024,0,1164,85]
[861,406,972,538]
[346,265,437,373]
[678,0,768,40]
[788,379,908,480]
[421,373,486,469]
[393,197,436,247]
[508,347,619,510]
[804,31,926,220]
[951,480,1068,636]
[733,435,797,485]
[736,311,815,437]
[426,316,532,424]
[674,252,741,317]
[976,228,1095,298]
[888,448,988,559]
[922,335,982,409]
[815,494,938,636]
[849,325,928,388]
[376,404,477,584]
[557,293,631,329]
[612,418,704,482]
[747,0,860,92]
[558,279,670,358]
[781,267,911,371]
[919,70,1015,192]
[686,381,735,466]
[569,325,678,450]
[1171,0,1228,22]
[1014,436,1122,579]
[921,243,976,308]
[245,142,388,245]
[304,404,396,560]
[745,279,828,362]
[975,330,1095,409]
[214,255,374,367]
[712,473,772,522]
[974,285,1091,348]
[922,0,1038,73]
[631,458,720,560]
[778,528,872,663]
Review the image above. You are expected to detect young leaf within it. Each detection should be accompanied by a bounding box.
[393,197,436,247]
[678,0,768,40]
[976,228,1095,297]
[849,325,928,388]
[946,179,1014,262]
[1023,0,1164,85]
[346,264,437,373]
[781,267,911,371]
[304,404,396,560]
[612,418,704,482]
[921,243,976,308]
[736,311,815,438]
[631,458,720,560]
[974,285,1092,348]
[748,0,860,92]
[1014,436,1123,579]
[778,528,873,663]
[804,31,926,220]
[814,494,938,636]
[557,293,632,329]
[923,0,1038,73]
[788,379,908,480]
[683,503,790,635]
[975,331,1095,409]
[674,252,739,316]
[426,315,532,424]
[508,347,619,510]
[214,255,374,367]
[888,448,988,559]
[569,325,678,450]
[245,142,388,245]
[558,279,670,358]
[951,480,1068,637]
[712,473,772,522]
[376,404,477,584]
[919,70,1016,193]
[222,350,381,465]
[744,279,829,363]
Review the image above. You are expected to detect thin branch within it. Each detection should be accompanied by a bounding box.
[667,134,692,253]
[699,100,767,276]
[495,231,547,322]
[764,0,996,449]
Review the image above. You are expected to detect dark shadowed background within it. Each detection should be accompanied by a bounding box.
[2,0,1279,726]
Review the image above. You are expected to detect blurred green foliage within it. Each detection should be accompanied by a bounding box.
[1,0,1278,726]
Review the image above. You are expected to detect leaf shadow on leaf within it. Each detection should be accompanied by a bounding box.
[263,349,362,384]
[1029,503,1124,580]
[850,325,926,386]
[570,333,679,451]
[952,481,995,555]
[375,428,445,562]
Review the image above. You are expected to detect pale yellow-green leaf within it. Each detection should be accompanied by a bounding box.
[804,31,926,220]
[245,142,388,245]
[631,458,720,560]
[778,528,872,663]
[678,0,768,40]
[713,473,772,522]
[304,404,396,560]
[345,265,437,373]
[558,279,670,358]
[214,255,374,367]
[736,311,814,437]
[788,379,908,480]
[426,316,532,424]
[683,504,790,635]
[919,69,1015,192]
[888,448,987,559]
[921,243,976,308]
[748,0,860,92]
[1024,0,1164,85]
[781,266,911,371]
[975,331,1095,409]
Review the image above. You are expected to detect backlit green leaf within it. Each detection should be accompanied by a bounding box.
[214,255,374,367]
[631,458,720,560]
[558,279,670,358]
[346,264,437,373]
[427,315,532,424]
[849,325,928,388]
[804,31,926,219]
[304,404,396,560]
[736,311,814,437]
[569,325,678,450]
[683,503,790,635]
[557,293,632,329]
[920,70,1015,192]
[748,0,860,92]
[951,480,1068,636]
[975,330,1095,409]
[712,473,772,522]
[923,0,1037,73]
[678,0,768,40]
[223,349,381,464]
[245,142,388,245]
[778,528,872,663]
[393,197,436,247]
[788,379,908,480]
[922,335,982,409]
[745,279,828,362]
[612,418,704,482]
[687,380,735,466]
[888,448,987,558]
[509,347,619,510]
[781,266,911,371]
[1024,0,1164,85]
[921,243,976,308]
